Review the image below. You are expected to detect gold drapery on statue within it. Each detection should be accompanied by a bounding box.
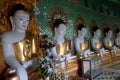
[0,0,43,77]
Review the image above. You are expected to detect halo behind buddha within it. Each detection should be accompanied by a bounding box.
[74,15,86,32]
[48,7,68,31]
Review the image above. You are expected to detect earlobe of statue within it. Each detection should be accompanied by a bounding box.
[54,27,57,33]
[105,33,107,37]
[78,30,80,34]
[10,16,15,31]
[93,32,95,35]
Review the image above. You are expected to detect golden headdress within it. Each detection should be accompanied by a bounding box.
[48,7,67,31]
[74,15,86,31]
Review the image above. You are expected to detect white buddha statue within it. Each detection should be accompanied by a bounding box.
[91,26,104,57]
[74,24,91,58]
[50,19,72,68]
[115,29,120,48]
[1,4,38,80]
[103,27,117,54]
[103,27,117,62]
[114,29,120,57]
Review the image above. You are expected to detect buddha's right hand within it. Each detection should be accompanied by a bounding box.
[60,55,65,62]
[16,66,28,80]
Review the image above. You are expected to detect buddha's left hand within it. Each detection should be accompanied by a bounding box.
[22,60,33,68]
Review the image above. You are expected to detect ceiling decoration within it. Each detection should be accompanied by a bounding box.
[109,0,120,4]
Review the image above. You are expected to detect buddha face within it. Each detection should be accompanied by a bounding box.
[94,29,101,38]
[55,23,66,37]
[117,32,120,37]
[106,30,112,38]
[12,11,30,31]
[78,27,87,37]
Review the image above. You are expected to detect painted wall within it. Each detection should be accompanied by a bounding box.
[36,0,120,39]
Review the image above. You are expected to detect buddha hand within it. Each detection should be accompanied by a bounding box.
[84,49,90,57]
[16,66,28,80]
[113,46,117,55]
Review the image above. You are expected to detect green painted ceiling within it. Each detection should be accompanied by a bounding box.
[110,0,120,4]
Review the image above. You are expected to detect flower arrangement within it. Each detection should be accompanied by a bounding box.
[38,35,56,78]
[38,56,55,77]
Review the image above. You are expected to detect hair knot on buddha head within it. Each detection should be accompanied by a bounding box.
[115,29,120,37]
[104,27,110,36]
[92,26,99,33]
[115,29,120,34]
[53,19,66,28]
[10,4,29,17]
[77,23,87,37]
[77,23,85,31]
[92,26,101,37]
[104,27,112,38]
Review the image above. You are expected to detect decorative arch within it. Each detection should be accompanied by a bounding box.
[113,23,119,33]
[48,7,67,31]
[73,15,86,31]
[90,19,98,33]
[101,21,109,32]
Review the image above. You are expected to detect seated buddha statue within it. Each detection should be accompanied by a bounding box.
[115,29,120,48]
[74,24,91,58]
[50,19,71,61]
[50,19,78,76]
[1,4,39,80]
[90,26,105,57]
[103,27,117,63]
[114,29,120,57]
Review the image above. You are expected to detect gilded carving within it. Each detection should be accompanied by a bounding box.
[90,19,97,33]
[102,21,109,32]
[48,7,68,31]
[114,23,119,33]
[74,15,86,31]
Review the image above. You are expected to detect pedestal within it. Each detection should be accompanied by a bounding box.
[81,56,103,80]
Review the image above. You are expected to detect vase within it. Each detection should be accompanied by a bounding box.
[44,76,50,80]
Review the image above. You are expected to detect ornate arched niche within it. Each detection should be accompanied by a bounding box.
[101,21,109,36]
[102,21,109,31]
[48,7,68,32]
[113,23,119,33]
[90,19,98,35]
[0,0,43,75]
[73,15,86,32]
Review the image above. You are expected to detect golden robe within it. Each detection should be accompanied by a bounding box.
[3,31,39,80]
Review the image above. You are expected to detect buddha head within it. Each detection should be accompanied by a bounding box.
[9,4,30,32]
[115,29,120,37]
[104,27,112,38]
[92,26,101,38]
[77,23,87,37]
[53,19,67,38]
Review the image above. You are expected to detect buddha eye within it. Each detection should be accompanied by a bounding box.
[20,18,23,20]
[27,20,29,22]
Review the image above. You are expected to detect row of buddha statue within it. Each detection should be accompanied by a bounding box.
[50,19,120,62]
[0,3,120,80]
